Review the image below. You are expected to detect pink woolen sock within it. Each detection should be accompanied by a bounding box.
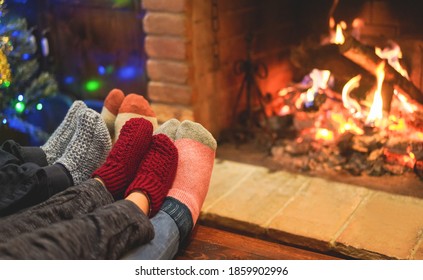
[167,120,217,225]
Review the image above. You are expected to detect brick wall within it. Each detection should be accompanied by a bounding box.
[142,0,305,136]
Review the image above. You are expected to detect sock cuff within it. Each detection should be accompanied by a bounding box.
[20,146,48,167]
[44,164,73,196]
[161,197,193,246]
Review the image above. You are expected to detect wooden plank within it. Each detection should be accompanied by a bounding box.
[176,225,343,260]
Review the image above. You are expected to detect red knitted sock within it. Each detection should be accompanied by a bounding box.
[92,118,153,199]
[125,134,178,217]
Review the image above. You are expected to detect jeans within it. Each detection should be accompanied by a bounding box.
[123,210,180,260]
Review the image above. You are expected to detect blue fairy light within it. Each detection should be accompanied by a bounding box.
[22,53,30,60]
[117,65,137,80]
[2,118,7,125]
[98,65,106,75]
[64,76,75,84]
[17,94,24,101]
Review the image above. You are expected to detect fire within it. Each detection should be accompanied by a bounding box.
[342,74,363,118]
[394,90,417,113]
[304,69,331,107]
[365,61,385,127]
[329,18,346,45]
[403,146,417,169]
[388,115,407,132]
[315,128,334,142]
[375,41,409,79]
[330,112,364,135]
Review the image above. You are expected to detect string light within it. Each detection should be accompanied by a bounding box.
[36,103,43,110]
[14,101,25,114]
[85,79,101,92]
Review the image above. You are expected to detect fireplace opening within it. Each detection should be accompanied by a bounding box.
[216,0,423,197]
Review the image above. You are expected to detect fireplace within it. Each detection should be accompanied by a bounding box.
[141,0,423,191]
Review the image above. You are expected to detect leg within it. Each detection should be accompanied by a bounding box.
[121,119,217,259]
[0,162,72,216]
[0,200,153,259]
[123,210,180,260]
[0,179,113,243]
[0,140,47,167]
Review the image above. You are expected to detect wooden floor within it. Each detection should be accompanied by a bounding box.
[175,225,344,260]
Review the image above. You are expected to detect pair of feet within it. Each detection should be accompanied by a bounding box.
[92,117,217,220]
[41,101,112,185]
[100,89,158,143]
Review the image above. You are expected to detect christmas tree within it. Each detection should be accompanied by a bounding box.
[0,0,58,128]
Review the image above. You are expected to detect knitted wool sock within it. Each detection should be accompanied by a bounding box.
[92,118,153,199]
[153,118,181,140]
[101,88,125,138]
[125,134,178,217]
[114,94,158,142]
[167,120,217,225]
[55,108,112,185]
[41,100,87,164]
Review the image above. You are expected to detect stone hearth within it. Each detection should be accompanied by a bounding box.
[201,144,423,260]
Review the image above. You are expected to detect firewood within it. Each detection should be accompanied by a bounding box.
[290,43,375,90]
[339,36,423,105]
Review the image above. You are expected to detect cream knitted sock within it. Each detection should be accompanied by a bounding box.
[153,118,180,140]
[114,94,158,143]
[101,88,125,138]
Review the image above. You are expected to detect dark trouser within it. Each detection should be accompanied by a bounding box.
[0,140,72,216]
[0,179,154,259]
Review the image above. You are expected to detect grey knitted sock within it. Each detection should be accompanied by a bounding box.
[153,118,180,140]
[55,108,112,185]
[41,101,87,164]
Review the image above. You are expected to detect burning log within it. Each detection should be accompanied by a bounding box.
[291,43,375,90]
[339,36,423,105]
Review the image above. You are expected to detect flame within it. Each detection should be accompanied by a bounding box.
[315,128,334,142]
[388,115,407,132]
[394,90,417,113]
[365,61,385,127]
[334,23,345,44]
[330,112,364,135]
[342,74,363,117]
[375,41,409,79]
[330,20,346,45]
[304,69,331,106]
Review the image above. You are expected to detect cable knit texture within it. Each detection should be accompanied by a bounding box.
[92,118,153,199]
[41,100,87,164]
[55,108,112,185]
[125,134,178,217]
[167,120,217,225]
